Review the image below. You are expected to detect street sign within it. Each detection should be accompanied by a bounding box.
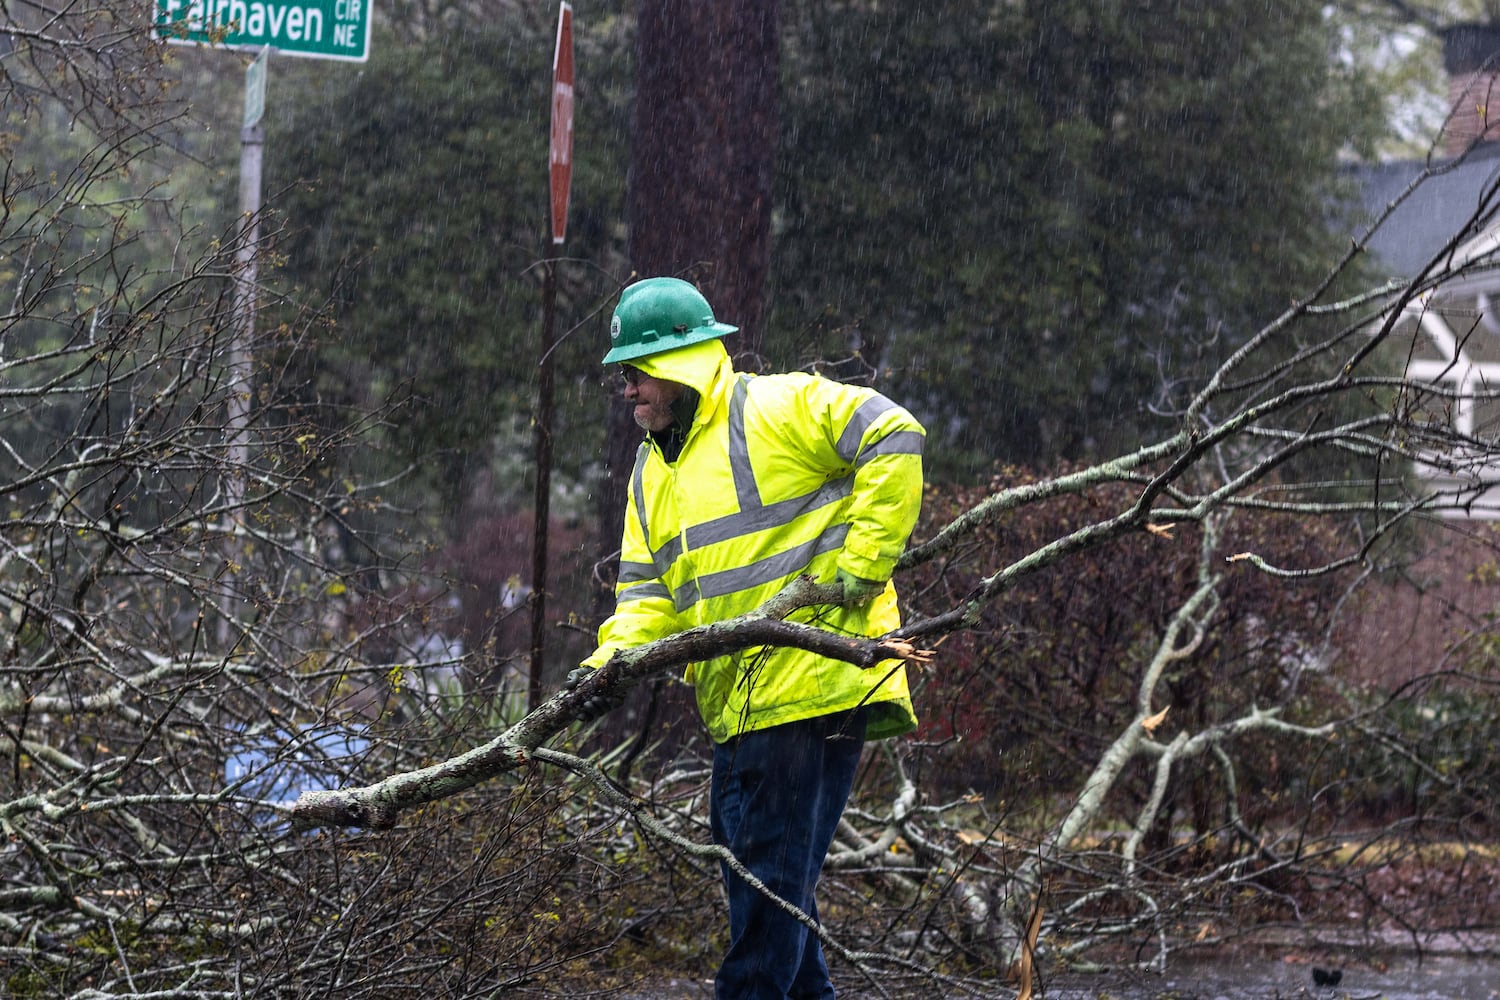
[549,2,574,245]
[243,47,269,129]
[155,0,372,63]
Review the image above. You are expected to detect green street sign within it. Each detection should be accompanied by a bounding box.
[155,0,371,63]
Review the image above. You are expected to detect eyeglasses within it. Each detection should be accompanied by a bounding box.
[619,365,645,387]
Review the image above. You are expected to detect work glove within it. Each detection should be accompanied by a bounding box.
[564,666,627,722]
[835,568,885,606]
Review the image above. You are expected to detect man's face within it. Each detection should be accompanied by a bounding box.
[622,365,684,433]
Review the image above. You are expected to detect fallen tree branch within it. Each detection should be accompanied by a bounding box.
[289,575,935,830]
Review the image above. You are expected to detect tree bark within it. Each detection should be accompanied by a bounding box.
[628,0,779,353]
[594,0,782,704]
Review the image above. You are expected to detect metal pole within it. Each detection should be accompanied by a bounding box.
[220,63,264,651]
[230,121,262,478]
[529,260,558,711]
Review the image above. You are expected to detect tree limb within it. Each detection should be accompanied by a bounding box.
[289,576,934,830]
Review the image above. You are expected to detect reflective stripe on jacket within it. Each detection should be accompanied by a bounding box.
[584,338,924,744]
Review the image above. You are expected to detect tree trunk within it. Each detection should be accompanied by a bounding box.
[594,0,781,620]
[628,0,779,353]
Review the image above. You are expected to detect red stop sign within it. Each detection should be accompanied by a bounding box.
[549,2,574,245]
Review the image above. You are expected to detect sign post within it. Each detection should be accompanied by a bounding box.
[213,48,269,647]
[243,45,268,128]
[154,4,370,648]
[530,2,574,711]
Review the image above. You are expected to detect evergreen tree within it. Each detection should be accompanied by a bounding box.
[269,0,1389,500]
[268,17,632,517]
[772,0,1385,477]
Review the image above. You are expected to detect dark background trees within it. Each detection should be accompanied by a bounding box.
[266,0,1393,508]
[265,0,1391,679]
[264,13,634,685]
[8,0,1500,996]
[771,0,1386,477]
[268,16,630,514]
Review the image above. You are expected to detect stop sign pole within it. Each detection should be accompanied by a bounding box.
[530,2,573,711]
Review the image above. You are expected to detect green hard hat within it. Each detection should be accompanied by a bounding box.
[603,277,738,364]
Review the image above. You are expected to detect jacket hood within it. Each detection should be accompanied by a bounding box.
[633,338,731,398]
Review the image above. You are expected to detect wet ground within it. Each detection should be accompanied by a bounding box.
[1041,951,1500,999]
[616,944,1500,999]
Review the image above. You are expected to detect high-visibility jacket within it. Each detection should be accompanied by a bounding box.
[584,338,924,744]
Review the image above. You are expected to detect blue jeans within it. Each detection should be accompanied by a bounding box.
[710,708,867,1000]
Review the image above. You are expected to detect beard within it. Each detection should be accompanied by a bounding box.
[633,400,677,432]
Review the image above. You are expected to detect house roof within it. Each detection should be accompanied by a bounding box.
[1350,142,1500,278]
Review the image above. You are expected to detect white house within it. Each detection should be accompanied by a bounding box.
[1354,25,1500,517]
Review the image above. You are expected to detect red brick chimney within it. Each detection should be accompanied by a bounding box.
[1443,24,1500,156]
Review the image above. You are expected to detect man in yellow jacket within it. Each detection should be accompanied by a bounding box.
[572,276,924,1000]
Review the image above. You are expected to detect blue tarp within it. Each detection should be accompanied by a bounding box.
[225,726,370,806]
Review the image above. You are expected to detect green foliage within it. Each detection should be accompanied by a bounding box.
[1318,677,1500,831]
[268,16,632,516]
[0,79,232,357]
[772,0,1389,478]
[1387,684,1500,813]
[265,0,1397,505]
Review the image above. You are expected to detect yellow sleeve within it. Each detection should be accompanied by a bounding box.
[581,465,685,668]
[805,380,926,582]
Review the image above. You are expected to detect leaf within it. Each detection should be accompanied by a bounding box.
[1141,705,1170,734]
